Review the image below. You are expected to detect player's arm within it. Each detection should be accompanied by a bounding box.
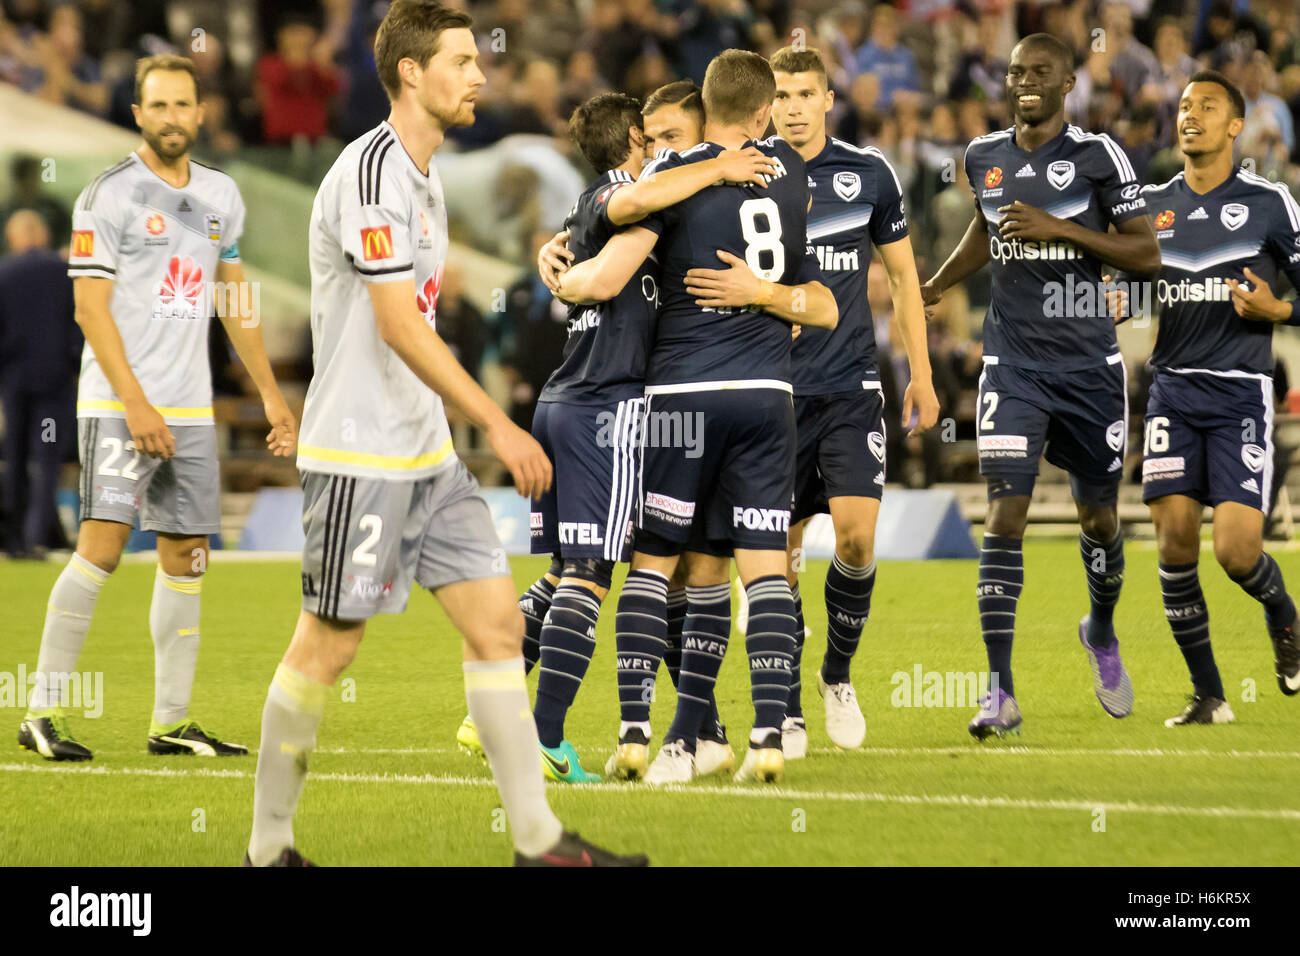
[1232,193,1300,324]
[997,202,1161,276]
[877,236,939,436]
[554,226,659,304]
[214,259,297,457]
[683,251,837,328]
[368,280,551,497]
[606,148,778,226]
[921,200,991,312]
[72,277,174,459]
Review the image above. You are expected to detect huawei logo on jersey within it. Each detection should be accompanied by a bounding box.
[985,167,1003,188]
[146,214,166,236]
[416,264,444,325]
[152,255,205,321]
[1154,210,1175,229]
[360,225,394,261]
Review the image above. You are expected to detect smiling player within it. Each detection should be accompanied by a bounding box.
[1135,71,1300,723]
[921,34,1161,738]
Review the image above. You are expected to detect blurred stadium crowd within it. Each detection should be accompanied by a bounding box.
[3,0,1300,554]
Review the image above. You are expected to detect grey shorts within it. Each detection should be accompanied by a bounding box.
[77,417,220,535]
[300,459,508,621]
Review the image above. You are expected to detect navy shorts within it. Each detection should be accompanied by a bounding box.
[977,358,1128,492]
[793,384,886,524]
[530,397,642,561]
[638,387,795,553]
[1142,369,1274,512]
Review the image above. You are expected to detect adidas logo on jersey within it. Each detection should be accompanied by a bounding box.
[1109,457,1123,472]
[1015,163,1035,178]
[814,245,860,272]
[808,175,816,188]
[1188,206,1209,220]
[177,198,192,212]
[1241,478,1260,494]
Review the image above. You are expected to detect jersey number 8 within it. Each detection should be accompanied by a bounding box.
[739,198,784,282]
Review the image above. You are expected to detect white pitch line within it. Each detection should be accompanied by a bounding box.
[2,761,1298,822]
[813,746,1300,759]
[73,744,1300,760]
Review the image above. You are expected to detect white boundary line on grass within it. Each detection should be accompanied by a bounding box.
[79,745,1300,759]
[3,761,1298,822]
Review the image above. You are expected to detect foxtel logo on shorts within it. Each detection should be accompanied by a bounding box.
[977,435,1028,458]
[645,492,694,519]
[360,225,394,261]
[1143,456,1185,481]
[732,506,790,532]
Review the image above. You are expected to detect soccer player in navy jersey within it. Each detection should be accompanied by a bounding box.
[920,34,1161,738]
[767,46,940,757]
[497,93,776,782]
[531,81,740,778]
[1131,71,1300,724]
[556,50,838,784]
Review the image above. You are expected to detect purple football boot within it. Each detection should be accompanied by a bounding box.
[1078,616,1134,718]
[968,687,1022,740]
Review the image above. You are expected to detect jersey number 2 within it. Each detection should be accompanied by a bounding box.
[739,198,784,281]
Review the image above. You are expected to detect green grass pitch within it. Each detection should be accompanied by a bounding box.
[1,540,1297,866]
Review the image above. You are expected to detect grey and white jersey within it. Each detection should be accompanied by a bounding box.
[299,121,455,480]
[67,153,246,425]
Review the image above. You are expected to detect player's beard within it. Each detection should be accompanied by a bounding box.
[143,125,195,161]
[427,93,476,129]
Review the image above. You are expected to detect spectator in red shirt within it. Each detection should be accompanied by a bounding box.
[255,14,340,145]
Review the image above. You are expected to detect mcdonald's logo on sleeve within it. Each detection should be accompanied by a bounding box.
[360,225,395,262]
[72,230,94,257]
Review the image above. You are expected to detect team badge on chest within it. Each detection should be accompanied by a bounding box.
[833,171,861,201]
[1046,160,1075,190]
[1220,203,1249,231]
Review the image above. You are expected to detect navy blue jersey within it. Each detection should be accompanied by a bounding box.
[638,138,821,388]
[965,124,1149,371]
[1143,168,1300,375]
[792,138,908,395]
[539,169,658,404]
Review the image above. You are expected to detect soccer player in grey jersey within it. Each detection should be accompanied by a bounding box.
[19,54,298,762]
[244,0,644,867]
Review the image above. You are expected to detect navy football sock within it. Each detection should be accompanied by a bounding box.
[534,585,603,748]
[744,575,796,734]
[614,570,669,725]
[786,582,804,720]
[1080,531,1124,647]
[518,574,557,675]
[1158,562,1224,700]
[667,583,730,741]
[1230,553,1296,630]
[663,587,687,690]
[821,555,875,683]
[979,534,1023,699]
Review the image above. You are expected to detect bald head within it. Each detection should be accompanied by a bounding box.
[5,209,51,254]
